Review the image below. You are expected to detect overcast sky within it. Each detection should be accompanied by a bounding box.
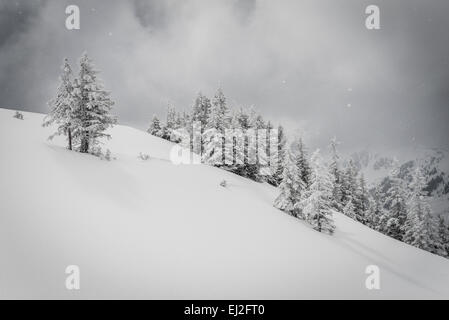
[1,0,448,152]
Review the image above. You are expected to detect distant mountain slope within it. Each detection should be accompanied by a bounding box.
[1,108,448,299]
[350,149,449,217]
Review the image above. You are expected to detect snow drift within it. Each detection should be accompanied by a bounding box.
[0,108,448,299]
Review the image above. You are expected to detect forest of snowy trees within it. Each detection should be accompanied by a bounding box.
[44,53,116,156]
[148,90,449,259]
[42,54,448,260]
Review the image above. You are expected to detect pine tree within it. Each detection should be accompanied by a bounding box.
[366,187,384,230]
[343,198,357,220]
[203,89,229,166]
[341,159,358,206]
[437,215,449,257]
[274,149,304,217]
[71,53,116,153]
[328,137,343,210]
[43,58,76,150]
[384,165,407,240]
[208,88,229,132]
[192,93,211,131]
[164,104,181,142]
[269,125,287,186]
[292,137,311,189]
[403,167,435,251]
[299,150,335,234]
[147,115,162,137]
[354,174,369,224]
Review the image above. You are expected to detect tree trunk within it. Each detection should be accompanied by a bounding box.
[68,127,72,151]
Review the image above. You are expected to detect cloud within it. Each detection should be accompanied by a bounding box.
[1,0,448,152]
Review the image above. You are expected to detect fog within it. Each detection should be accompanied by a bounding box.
[1,0,448,152]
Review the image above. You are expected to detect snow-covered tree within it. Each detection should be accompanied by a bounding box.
[192,93,211,131]
[267,124,286,186]
[354,174,369,224]
[366,187,384,230]
[43,58,76,150]
[71,53,116,153]
[292,137,311,190]
[202,89,229,166]
[341,159,358,206]
[208,88,229,132]
[299,150,335,234]
[274,149,304,217]
[383,164,407,240]
[147,115,162,137]
[437,215,449,257]
[328,137,343,210]
[202,127,224,166]
[403,167,435,251]
[343,198,357,220]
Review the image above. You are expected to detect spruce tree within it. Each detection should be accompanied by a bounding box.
[341,159,358,206]
[270,125,287,186]
[72,53,116,153]
[299,150,335,234]
[437,215,449,257]
[403,167,435,251]
[384,165,407,240]
[366,187,384,230]
[208,88,229,132]
[192,93,211,131]
[274,149,304,217]
[203,89,229,166]
[343,198,357,220]
[43,58,76,150]
[354,174,369,224]
[147,115,162,137]
[328,137,343,210]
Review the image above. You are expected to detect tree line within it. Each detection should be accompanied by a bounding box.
[148,92,449,258]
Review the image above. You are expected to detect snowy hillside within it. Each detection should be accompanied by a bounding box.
[1,108,449,299]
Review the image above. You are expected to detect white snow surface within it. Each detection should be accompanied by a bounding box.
[1,108,449,299]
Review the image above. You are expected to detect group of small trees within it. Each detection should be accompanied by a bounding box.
[274,138,336,234]
[44,53,116,154]
[371,166,449,257]
[273,135,449,257]
[148,89,287,184]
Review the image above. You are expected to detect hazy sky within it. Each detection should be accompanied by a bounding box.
[1,0,448,152]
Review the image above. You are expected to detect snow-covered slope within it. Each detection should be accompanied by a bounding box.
[1,108,449,299]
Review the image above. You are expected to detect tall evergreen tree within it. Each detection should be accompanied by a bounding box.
[343,198,357,220]
[292,137,311,189]
[366,187,384,230]
[192,93,211,131]
[403,167,435,251]
[299,150,335,234]
[328,137,343,210]
[341,159,358,206]
[43,58,76,150]
[208,88,229,132]
[72,53,116,153]
[437,215,449,257]
[384,165,408,240]
[147,114,162,137]
[203,89,229,166]
[354,174,369,224]
[268,125,286,186]
[274,149,304,217]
